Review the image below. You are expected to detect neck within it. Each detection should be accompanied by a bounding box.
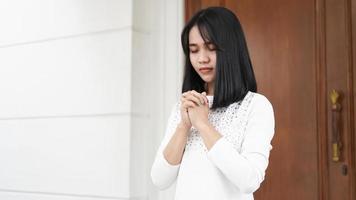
[206,82,214,95]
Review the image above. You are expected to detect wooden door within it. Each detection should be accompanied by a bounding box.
[185,0,356,199]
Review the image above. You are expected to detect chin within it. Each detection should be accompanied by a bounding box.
[201,76,214,83]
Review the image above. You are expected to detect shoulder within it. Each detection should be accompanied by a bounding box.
[250,92,273,108]
[248,91,274,117]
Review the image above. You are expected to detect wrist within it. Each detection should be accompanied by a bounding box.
[195,120,210,131]
[177,122,191,132]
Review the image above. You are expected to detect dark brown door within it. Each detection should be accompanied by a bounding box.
[185,1,356,199]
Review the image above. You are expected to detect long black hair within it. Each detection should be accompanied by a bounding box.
[181,7,257,109]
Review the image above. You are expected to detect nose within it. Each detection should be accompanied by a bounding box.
[198,50,210,64]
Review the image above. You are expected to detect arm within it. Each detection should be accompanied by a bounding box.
[150,103,190,190]
[163,123,190,165]
[199,95,275,193]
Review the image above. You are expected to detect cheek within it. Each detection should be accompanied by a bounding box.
[189,54,199,68]
[211,53,217,67]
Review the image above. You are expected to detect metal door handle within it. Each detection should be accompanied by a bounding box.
[329,89,342,162]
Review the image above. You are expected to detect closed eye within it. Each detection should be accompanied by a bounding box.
[207,43,217,51]
[189,49,198,53]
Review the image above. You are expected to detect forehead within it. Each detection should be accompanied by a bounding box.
[188,25,205,44]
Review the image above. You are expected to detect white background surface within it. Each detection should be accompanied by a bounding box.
[0,0,184,199]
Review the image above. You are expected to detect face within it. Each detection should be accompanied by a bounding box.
[188,25,217,84]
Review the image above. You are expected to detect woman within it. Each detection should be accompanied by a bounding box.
[151,7,275,200]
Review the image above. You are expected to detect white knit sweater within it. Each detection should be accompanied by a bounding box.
[151,91,275,200]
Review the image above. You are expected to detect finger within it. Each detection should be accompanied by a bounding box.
[184,92,202,106]
[201,92,208,104]
[182,99,196,107]
[181,92,194,103]
[182,100,196,109]
[181,91,191,98]
[190,90,206,105]
[180,92,193,102]
[181,96,194,107]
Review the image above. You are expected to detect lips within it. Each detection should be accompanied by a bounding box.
[199,67,213,73]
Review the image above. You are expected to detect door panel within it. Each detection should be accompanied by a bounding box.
[325,0,353,199]
[225,1,318,200]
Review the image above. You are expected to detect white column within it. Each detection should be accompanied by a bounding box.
[131,0,185,199]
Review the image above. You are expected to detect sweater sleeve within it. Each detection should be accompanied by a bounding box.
[150,102,181,190]
[207,94,275,194]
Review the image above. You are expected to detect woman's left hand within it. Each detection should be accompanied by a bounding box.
[182,90,209,128]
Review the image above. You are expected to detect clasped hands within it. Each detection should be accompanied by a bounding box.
[179,90,210,130]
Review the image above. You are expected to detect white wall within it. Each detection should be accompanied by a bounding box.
[0,0,184,200]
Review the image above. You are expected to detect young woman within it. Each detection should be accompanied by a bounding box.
[151,7,275,200]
